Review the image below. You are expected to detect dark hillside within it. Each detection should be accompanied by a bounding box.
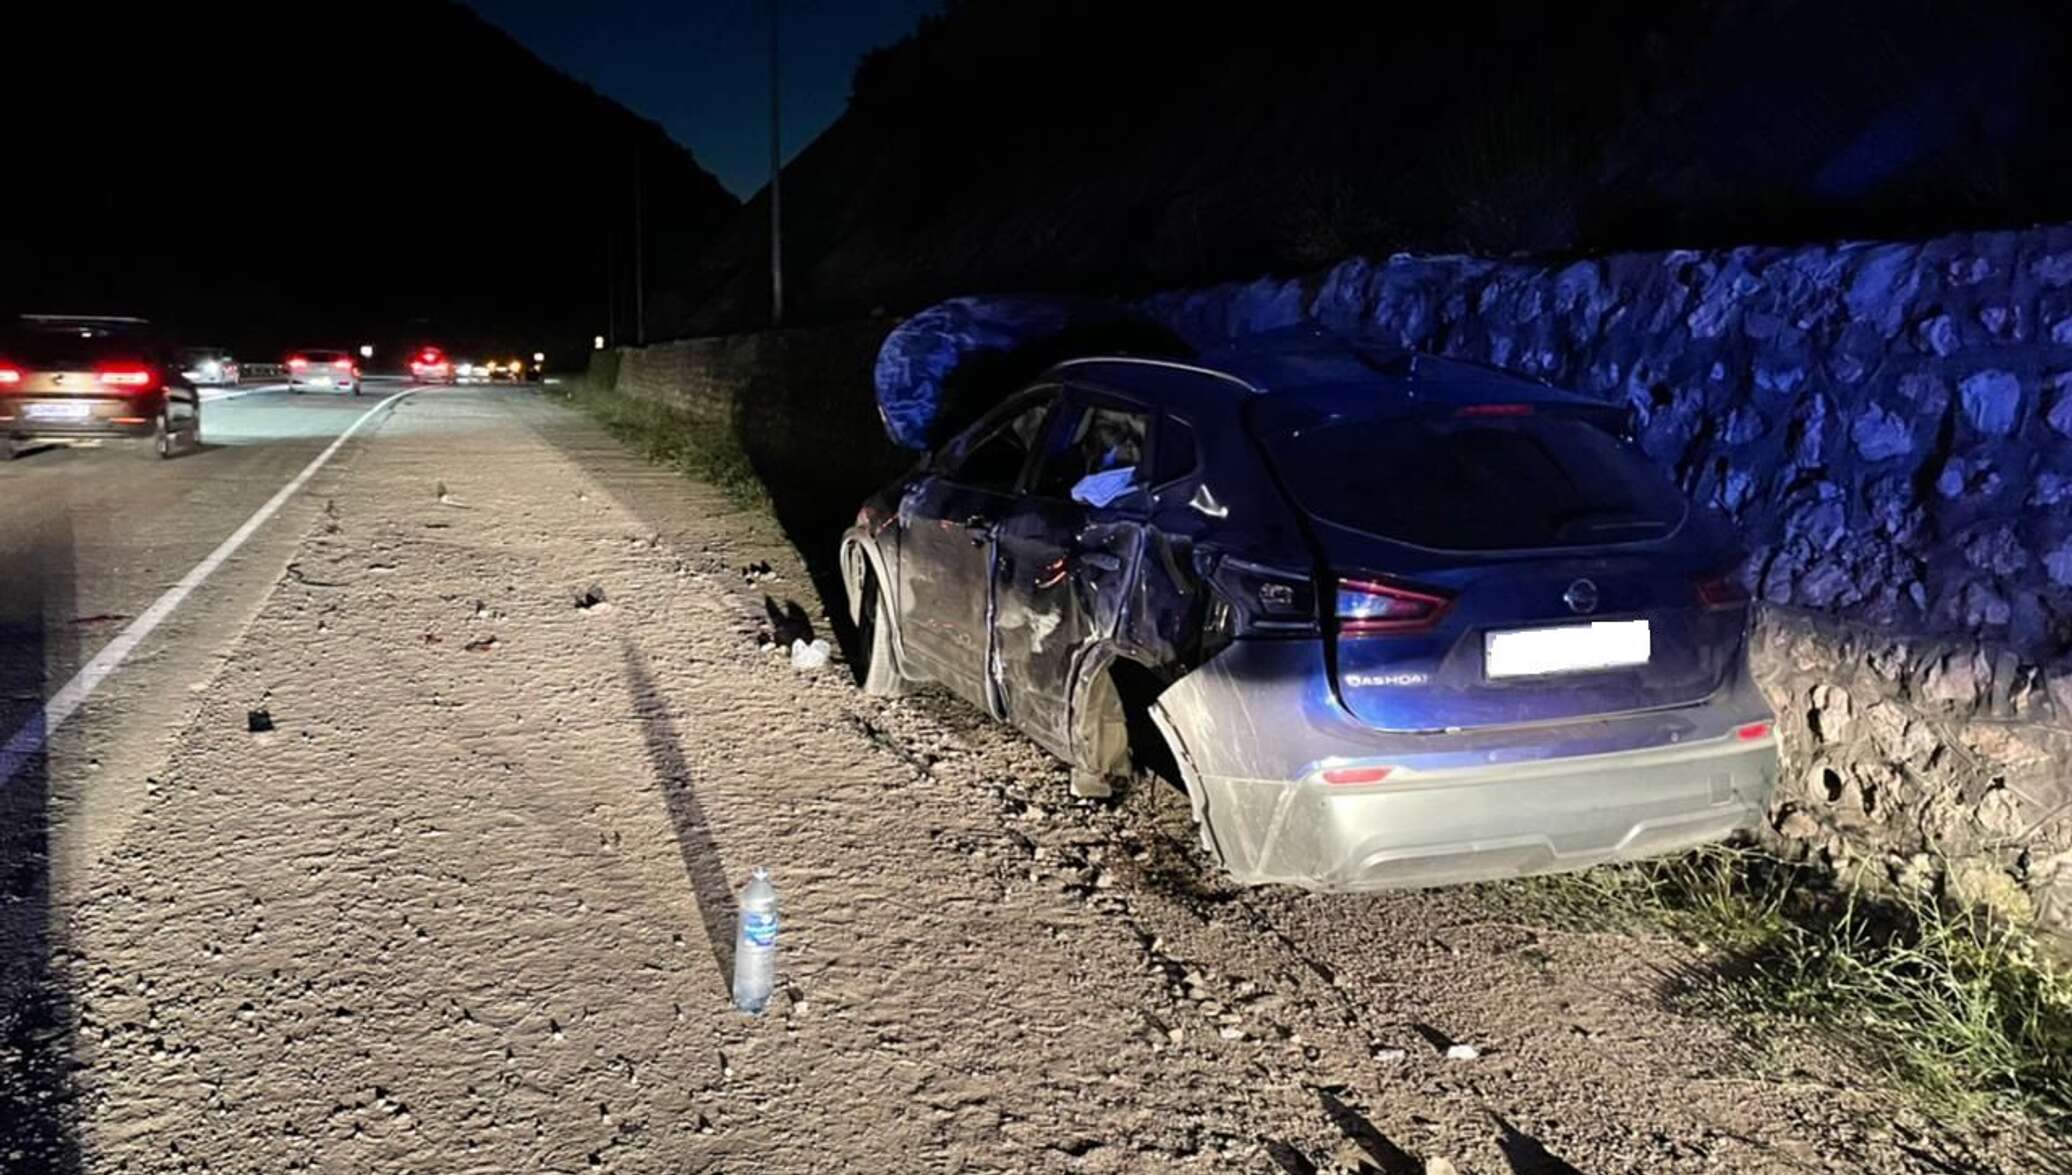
[4,2,738,358]
[680,0,2072,334]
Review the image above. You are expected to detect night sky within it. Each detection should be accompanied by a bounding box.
[464,0,943,197]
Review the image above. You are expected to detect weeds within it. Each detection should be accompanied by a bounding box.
[1485,847,2072,1127]
[551,380,769,509]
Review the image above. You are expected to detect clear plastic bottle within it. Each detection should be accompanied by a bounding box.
[731,867,778,1013]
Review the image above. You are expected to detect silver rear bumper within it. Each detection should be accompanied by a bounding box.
[1150,639,1778,890]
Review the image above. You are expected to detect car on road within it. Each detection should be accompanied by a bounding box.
[0,315,202,459]
[484,358,525,383]
[840,331,1779,891]
[286,349,361,395]
[179,346,240,387]
[409,346,454,384]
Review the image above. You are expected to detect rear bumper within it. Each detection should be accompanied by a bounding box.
[1150,637,1778,890]
[1,398,160,440]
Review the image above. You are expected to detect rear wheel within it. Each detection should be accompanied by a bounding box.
[852,557,908,697]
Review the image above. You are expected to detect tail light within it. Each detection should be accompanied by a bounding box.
[1697,573,1748,610]
[1320,765,1394,785]
[0,364,20,385]
[287,356,309,370]
[1337,577,1452,635]
[1735,721,1773,742]
[332,358,352,370]
[95,363,159,391]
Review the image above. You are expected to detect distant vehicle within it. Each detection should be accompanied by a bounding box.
[841,332,1779,891]
[286,349,361,395]
[454,359,485,384]
[0,315,202,459]
[179,346,240,387]
[409,346,454,384]
[484,358,525,383]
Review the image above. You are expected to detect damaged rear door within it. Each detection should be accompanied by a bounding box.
[990,394,1154,754]
[895,389,1058,706]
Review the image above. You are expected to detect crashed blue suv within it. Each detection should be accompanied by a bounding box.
[841,333,1779,890]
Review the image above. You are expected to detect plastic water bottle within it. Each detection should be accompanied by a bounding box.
[731,867,778,1013]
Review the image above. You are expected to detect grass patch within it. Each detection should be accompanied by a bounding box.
[1485,846,2072,1128]
[551,379,769,509]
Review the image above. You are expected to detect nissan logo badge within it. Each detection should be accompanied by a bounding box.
[1563,578,1600,615]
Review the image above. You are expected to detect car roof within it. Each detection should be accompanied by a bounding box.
[1043,325,1602,415]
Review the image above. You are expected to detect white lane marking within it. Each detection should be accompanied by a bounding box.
[198,383,289,402]
[0,386,427,788]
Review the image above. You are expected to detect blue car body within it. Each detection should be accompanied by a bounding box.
[842,330,1779,889]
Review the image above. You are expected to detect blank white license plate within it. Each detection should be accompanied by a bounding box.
[1484,619,1651,679]
[311,376,334,387]
[25,401,90,421]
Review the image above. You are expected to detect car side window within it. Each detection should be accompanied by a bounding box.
[1031,403,1153,504]
[1152,414,1198,486]
[942,396,1053,492]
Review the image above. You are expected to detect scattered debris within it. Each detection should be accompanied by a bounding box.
[70,614,130,626]
[422,632,443,645]
[789,638,831,671]
[575,584,609,610]
[464,636,498,653]
[1444,1043,1481,1061]
[740,560,775,583]
[246,709,275,734]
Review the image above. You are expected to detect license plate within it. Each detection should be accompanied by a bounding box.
[1485,619,1650,680]
[311,376,333,387]
[25,401,90,421]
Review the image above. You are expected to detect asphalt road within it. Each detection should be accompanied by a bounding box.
[0,378,420,888]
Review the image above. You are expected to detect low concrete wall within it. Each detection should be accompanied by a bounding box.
[597,319,910,549]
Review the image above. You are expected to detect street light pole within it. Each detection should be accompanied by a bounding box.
[769,0,784,328]
[632,139,645,346]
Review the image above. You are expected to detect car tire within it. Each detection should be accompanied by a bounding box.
[153,413,174,459]
[852,558,909,698]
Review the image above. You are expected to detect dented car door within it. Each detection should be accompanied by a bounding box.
[990,396,1154,754]
[895,390,1057,706]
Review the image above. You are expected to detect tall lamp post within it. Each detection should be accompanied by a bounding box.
[769,0,783,328]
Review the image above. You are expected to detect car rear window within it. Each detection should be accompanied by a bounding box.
[2,329,153,368]
[1264,410,1686,550]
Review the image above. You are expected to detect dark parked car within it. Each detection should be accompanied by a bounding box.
[0,315,202,459]
[840,332,1779,890]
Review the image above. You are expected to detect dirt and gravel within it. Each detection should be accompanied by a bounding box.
[3,388,2055,1173]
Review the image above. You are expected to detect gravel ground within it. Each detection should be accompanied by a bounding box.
[6,388,2055,1172]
